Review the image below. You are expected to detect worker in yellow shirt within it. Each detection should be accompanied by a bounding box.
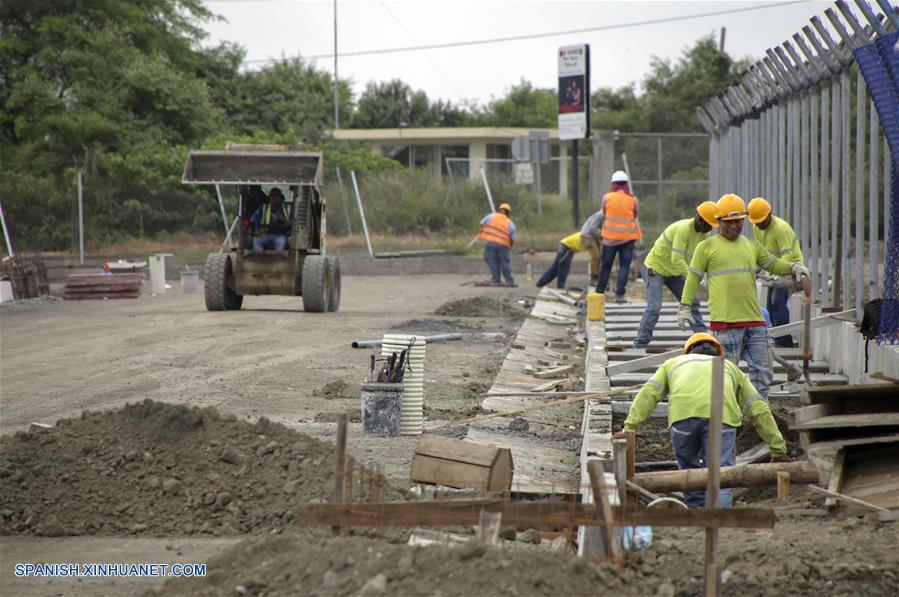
[678,194,808,398]
[535,218,602,289]
[620,333,789,507]
[633,201,718,349]
[748,197,804,348]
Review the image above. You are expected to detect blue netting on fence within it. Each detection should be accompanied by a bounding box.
[854,32,899,343]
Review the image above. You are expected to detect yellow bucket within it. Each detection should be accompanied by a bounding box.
[587,292,605,321]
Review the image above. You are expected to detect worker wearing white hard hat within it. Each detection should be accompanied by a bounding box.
[587,170,643,303]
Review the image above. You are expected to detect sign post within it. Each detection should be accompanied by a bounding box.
[558,44,591,228]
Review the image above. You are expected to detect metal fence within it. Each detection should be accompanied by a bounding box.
[698,0,898,326]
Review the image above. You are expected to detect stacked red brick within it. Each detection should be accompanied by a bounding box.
[63,273,142,300]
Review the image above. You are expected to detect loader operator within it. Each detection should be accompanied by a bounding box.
[678,194,809,398]
[748,197,804,348]
[250,188,292,251]
[632,201,718,349]
[620,333,789,508]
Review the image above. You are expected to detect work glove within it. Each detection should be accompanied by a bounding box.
[676,303,695,331]
[790,262,810,279]
[770,454,793,463]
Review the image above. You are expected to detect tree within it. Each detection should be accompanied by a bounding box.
[352,79,437,128]
[591,36,741,134]
[474,80,558,128]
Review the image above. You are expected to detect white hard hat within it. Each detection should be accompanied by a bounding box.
[611,170,629,184]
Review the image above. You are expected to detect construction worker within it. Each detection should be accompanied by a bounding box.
[748,197,804,348]
[620,333,789,508]
[679,194,809,398]
[593,170,643,303]
[632,201,719,349]
[535,229,601,289]
[478,202,516,287]
[250,187,292,251]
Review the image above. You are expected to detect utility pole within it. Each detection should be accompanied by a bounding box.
[719,27,726,52]
[572,139,579,228]
[333,0,339,129]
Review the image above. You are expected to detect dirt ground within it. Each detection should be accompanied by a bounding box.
[1,273,896,596]
[0,274,530,595]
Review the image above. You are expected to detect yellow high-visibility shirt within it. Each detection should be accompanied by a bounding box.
[753,216,803,264]
[681,234,792,323]
[623,354,787,457]
[560,231,586,252]
[644,218,710,277]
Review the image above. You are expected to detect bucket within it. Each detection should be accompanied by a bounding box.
[360,383,403,436]
[587,292,605,321]
[181,270,199,294]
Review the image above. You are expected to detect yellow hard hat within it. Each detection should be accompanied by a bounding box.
[498,202,512,213]
[683,332,724,356]
[747,197,772,224]
[716,194,747,221]
[696,201,719,228]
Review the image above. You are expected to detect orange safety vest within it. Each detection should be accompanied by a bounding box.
[601,191,642,241]
[478,212,513,248]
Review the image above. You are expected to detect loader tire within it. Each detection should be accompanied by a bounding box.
[301,255,329,313]
[326,256,341,313]
[205,253,242,311]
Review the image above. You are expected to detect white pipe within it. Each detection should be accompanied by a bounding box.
[350,170,374,257]
[0,197,14,258]
[479,167,496,213]
[77,170,84,265]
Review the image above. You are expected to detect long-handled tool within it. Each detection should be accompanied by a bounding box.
[799,273,813,387]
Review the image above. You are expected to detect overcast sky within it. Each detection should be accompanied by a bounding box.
[201,0,831,105]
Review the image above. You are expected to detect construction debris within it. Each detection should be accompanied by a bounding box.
[63,273,142,300]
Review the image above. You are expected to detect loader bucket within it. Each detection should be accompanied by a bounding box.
[181,150,323,187]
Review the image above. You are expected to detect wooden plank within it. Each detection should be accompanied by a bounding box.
[587,460,618,559]
[790,404,836,426]
[807,485,890,513]
[413,435,501,467]
[803,383,899,404]
[533,365,573,379]
[804,432,899,452]
[791,413,899,430]
[295,500,776,529]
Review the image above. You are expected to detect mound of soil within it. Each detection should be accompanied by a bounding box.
[313,380,354,401]
[434,296,525,319]
[0,400,352,537]
[156,534,659,597]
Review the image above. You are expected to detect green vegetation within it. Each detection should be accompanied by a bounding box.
[1,1,744,253]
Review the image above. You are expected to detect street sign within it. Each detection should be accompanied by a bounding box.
[529,131,551,164]
[514,163,534,185]
[511,136,530,161]
[558,44,591,140]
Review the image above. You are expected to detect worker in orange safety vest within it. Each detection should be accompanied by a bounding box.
[478,202,517,287]
[592,170,642,303]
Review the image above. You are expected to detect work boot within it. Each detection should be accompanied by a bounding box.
[504,282,518,288]
[614,295,627,304]
[490,281,500,287]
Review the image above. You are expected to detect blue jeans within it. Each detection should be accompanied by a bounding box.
[714,326,772,398]
[634,266,706,347]
[669,417,737,508]
[596,241,635,297]
[766,286,793,347]
[536,244,574,288]
[253,233,288,251]
[484,242,514,285]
